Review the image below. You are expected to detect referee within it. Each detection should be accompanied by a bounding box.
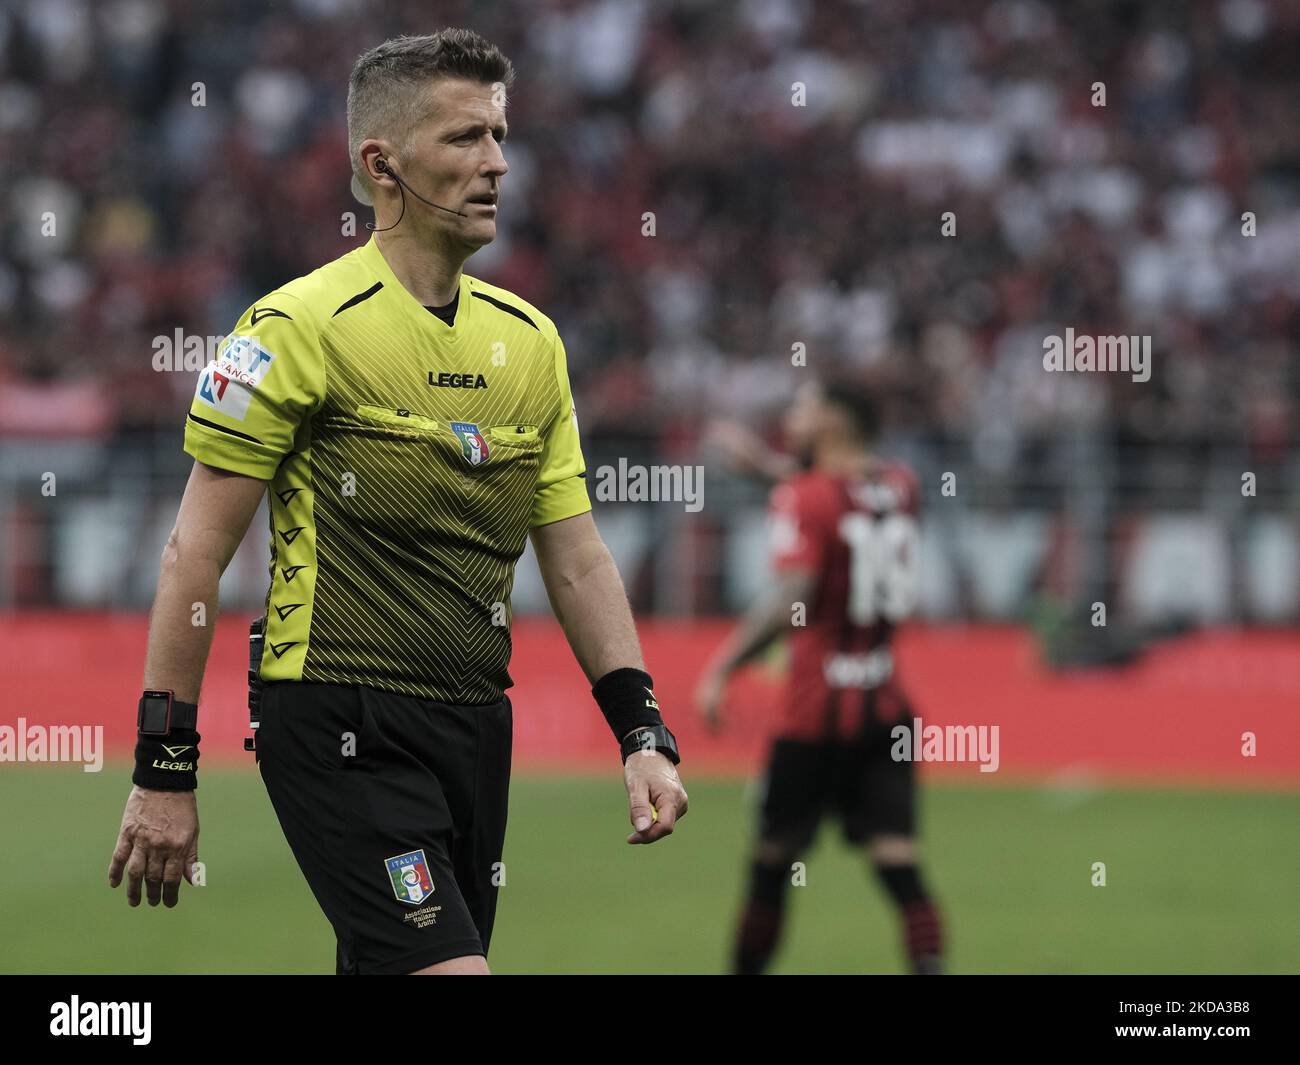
[108,29,688,975]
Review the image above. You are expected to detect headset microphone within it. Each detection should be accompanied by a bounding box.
[366,158,469,231]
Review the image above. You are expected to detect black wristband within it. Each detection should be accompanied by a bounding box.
[133,729,201,791]
[592,667,664,743]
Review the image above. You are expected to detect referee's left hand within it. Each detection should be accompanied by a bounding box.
[623,750,688,845]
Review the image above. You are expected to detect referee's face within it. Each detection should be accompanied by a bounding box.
[404,77,509,249]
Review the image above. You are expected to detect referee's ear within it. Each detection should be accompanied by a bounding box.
[358,140,398,189]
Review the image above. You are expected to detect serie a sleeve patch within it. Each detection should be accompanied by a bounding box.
[181,294,325,478]
[193,336,276,421]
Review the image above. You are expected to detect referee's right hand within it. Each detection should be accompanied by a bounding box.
[108,786,200,908]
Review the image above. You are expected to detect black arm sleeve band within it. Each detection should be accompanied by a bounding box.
[592,667,664,742]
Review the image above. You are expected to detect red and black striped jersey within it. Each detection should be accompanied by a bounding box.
[769,461,920,740]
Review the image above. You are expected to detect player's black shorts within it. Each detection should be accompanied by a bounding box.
[255,680,512,975]
[759,726,914,849]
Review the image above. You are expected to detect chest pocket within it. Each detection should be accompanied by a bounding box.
[319,404,543,544]
[352,405,443,433]
[343,405,540,486]
[483,423,542,450]
[349,406,541,462]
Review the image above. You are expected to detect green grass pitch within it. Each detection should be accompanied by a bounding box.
[1,766,1296,974]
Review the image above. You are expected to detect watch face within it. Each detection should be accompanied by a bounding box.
[139,692,172,734]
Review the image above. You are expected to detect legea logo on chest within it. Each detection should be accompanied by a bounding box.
[427,371,488,389]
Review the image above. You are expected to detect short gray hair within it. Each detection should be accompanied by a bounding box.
[346,30,515,184]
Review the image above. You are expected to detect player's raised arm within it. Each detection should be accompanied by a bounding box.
[108,460,267,908]
[703,419,801,486]
[696,464,826,731]
[694,567,815,733]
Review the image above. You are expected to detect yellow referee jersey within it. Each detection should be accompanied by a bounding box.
[184,236,591,703]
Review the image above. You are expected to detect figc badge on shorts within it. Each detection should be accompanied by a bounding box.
[450,421,490,466]
[386,849,435,905]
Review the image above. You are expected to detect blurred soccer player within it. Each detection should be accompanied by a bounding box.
[696,377,944,975]
[107,28,686,974]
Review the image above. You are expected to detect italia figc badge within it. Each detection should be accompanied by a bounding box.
[450,421,490,466]
[386,849,435,905]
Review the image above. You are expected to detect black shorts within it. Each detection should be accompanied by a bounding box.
[255,680,512,975]
[759,727,914,849]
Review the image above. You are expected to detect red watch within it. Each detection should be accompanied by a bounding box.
[137,690,200,736]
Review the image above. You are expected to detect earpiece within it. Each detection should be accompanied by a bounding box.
[365,156,467,226]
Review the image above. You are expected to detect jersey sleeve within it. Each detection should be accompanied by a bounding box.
[183,292,325,480]
[530,330,592,527]
[768,479,827,573]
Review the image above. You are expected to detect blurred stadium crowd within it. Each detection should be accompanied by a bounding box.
[0,0,1297,622]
